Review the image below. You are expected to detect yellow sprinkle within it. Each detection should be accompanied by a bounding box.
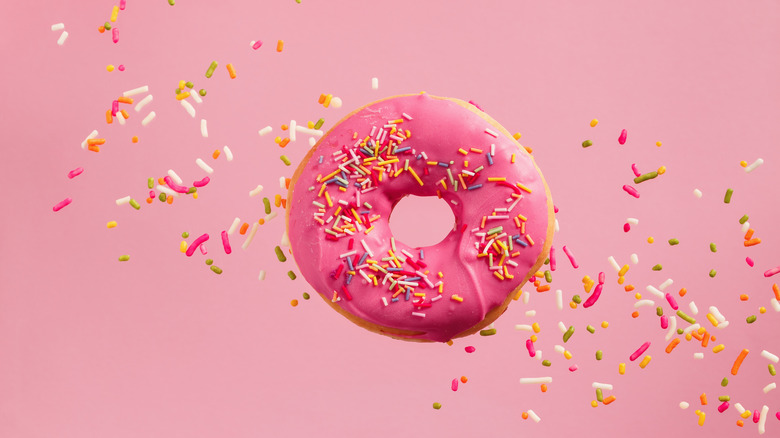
[590,119,599,127]
[657,166,666,175]
[739,160,748,167]
[647,236,654,244]
[510,154,516,163]
[618,264,629,276]
[759,306,767,314]
[110,5,119,22]
[706,313,719,327]
[741,410,752,419]
[591,400,598,408]
[634,293,642,300]
[493,271,505,281]
[713,344,725,353]
[408,167,424,186]
[569,302,578,309]
[638,355,652,368]
[324,191,333,207]
[106,64,115,72]
[458,148,468,155]
[290,299,299,307]
[470,148,483,153]
[619,363,626,375]
[516,182,532,193]
[451,295,463,302]
[563,350,573,360]
[487,177,507,182]
[698,412,706,426]
[532,322,541,333]
[106,221,118,228]
[274,136,282,144]
[179,241,187,253]
[601,321,609,329]
[656,141,663,147]
[530,335,538,342]
[364,226,374,234]
[513,133,522,140]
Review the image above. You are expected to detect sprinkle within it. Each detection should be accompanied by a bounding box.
[761,350,779,363]
[135,94,153,112]
[731,349,749,375]
[757,405,769,434]
[67,168,84,179]
[258,270,266,281]
[582,140,593,148]
[205,61,218,78]
[52,198,73,212]
[195,158,214,174]
[763,383,776,394]
[200,119,208,137]
[210,266,223,275]
[118,255,130,262]
[281,155,292,166]
[275,246,287,262]
[185,234,209,257]
[181,100,195,117]
[287,271,296,280]
[249,185,264,197]
[623,185,640,198]
[128,199,140,210]
[241,223,259,250]
[618,129,628,145]
[693,189,703,198]
[520,377,552,384]
[276,40,284,52]
[252,40,263,49]
[112,28,119,44]
[226,63,237,79]
[479,328,497,336]
[764,267,780,278]
[123,85,149,97]
[432,402,441,410]
[56,31,69,46]
[630,342,651,361]
[51,23,65,31]
[680,402,690,409]
[220,231,231,254]
[562,245,578,268]
[141,111,156,126]
[638,355,652,368]
[371,77,378,90]
[745,158,764,173]
[590,119,599,127]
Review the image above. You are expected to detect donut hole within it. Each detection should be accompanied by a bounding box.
[388,195,455,248]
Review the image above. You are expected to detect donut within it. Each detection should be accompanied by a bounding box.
[286,93,554,342]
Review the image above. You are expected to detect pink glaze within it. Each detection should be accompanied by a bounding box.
[287,94,553,342]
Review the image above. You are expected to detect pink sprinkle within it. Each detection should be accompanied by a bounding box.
[468,100,484,111]
[199,244,208,255]
[582,283,603,308]
[746,257,754,267]
[465,346,476,353]
[148,190,155,198]
[221,230,232,254]
[185,233,209,257]
[629,341,651,361]
[631,163,641,177]
[665,293,679,310]
[118,65,125,71]
[623,185,640,198]
[451,378,459,391]
[526,339,536,357]
[753,409,760,423]
[717,401,729,413]
[67,167,84,179]
[623,223,630,232]
[660,315,668,329]
[119,0,126,10]
[598,272,605,284]
[252,40,263,50]
[568,364,578,372]
[562,245,578,268]
[53,197,72,212]
[549,246,557,271]
[776,412,780,421]
[764,266,780,278]
[112,28,119,44]
[164,176,189,193]
[111,100,119,116]
[554,205,559,213]
[193,177,210,188]
[618,129,628,145]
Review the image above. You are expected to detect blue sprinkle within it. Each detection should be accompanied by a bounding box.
[515,238,528,248]
[391,297,399,303]
[387,267,402,272]
[325,178,338,185]
[346,256,354,271]
[405,276,422,282]
[318,155,324,164]
[487,153,494,165]
[416,154,423,159]
[346,274,353,285]
[405,289,411,301]
[437,162,450,168]
[354,182,362,188]
[359,210,370,214]
[394,146,411,153]
[358,252,369,266]
[419,249,424,260]
[335,181,348,188]
[468,184,483,190]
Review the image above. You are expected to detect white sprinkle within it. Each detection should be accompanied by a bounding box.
[665,316,677,341]
[280,230,290,248]
[51,23,65,31]
[758,405,768,434]
[279,176,287,189]
[135,94,153,112]
[81,129,98,149]
[371,77,378,90]
[659,278,674,290]
[761,350,780,363]
[195,158,214,174]
[557,321,566,333]
[519,377,552,384]
[228,217,241,234]
[688,301,699,315]
[607,256,620,272]
[592,382,613,391]
[634,299,655,308]
[485,128,498,138]
[156,185,177,197]
[683,323,700,335]
[735,403,746,414]
[411,312,426,318]
[339,250,357,259]
[771,298,780,312]
[515,324,533,331]
[745,158,764,173]
[123,85,149,97]
[709,306,726,322]
[190,89,203,103]
[554,345,565,354]
[525,310,536,317]
[716,320,730,329]
[115,196,131,205]
[693,352,704,359]
[242,223,259,250]
[679,402,690,409]
[526,410,541,423]
[554,218,560,232]
[360,240,374,257]
[627,217,639,225]
[258,270,266,281]
[289,120,297,141]
[258,126,273,136]
[555,289,563,310]
[181,99,196,117]
[116,110,126,125]
[200,119,208,137]
[630,253,639,264]
[646,285,665,298]
[763,382,777,394]
[56,31,68,46]
[522,291,530,304]
[223,146,233,161]
[141,111,156,126]
[741,221,750,233]
[249,185,264,197]
[431,295,443,302]
[295,126,324,136]
[693,188,702,198]
[265,211,278,222]
[381,297,388,306]
[167,169,183,184]
[309,137,316,147]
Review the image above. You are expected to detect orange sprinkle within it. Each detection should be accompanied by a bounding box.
[106,110,113,124]
[239,223,249,235]
[679,288,687,297]
[258,218,265,225]
[730,349,749,375]
[158,177,166,185]
[513,133,522,140]
[536,285,551,293]
[773,284,780,301]
[460,376,468,383]
[281,199,287,208]
[739,161,748,167]
[226,63,237,79]
[166,195,173,204]
[523,146,533,154]
[540,384,548,392]
[603,396,616,405]
[700,393,707,405]
[744,229,755,240]
[279,138,290,148]
[117,96,133,104]
[87,145,100,152]
[691,331,703,341]
[569,302,578,309]
[120,109,129,119]
[701,332,710,347]
[744,238,761,247]
[276,40,284,52]
[290,299,298,307]
[624,285,635,292]
[281,124,289,131]
[665,338,680,353]
[521,412,529,420]
[736,420,744,427]
[131,136,139,143]
[146,197,153,204]
[212,149,221,159]
[631,311,640,318]
[739,294,749,301]
[285,178,291,189]
[87,138,106,146]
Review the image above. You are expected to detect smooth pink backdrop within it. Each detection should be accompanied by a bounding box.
[1,1,779,437]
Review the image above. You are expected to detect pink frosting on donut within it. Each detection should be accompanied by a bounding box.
[287,94,553,342]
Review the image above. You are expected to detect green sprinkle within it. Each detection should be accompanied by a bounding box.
[668,238,679,246]
[586,324,595,334]
[263,197,272,214]
[656,307,664,317]
[634,171,659,184]
[281,155,292,166]
[724,188,733,204]
[287,271,297,280]
[721,377,729,387]
[118,255,130,261]
[544,270,552,283]
[432,402,442,410]
[182,232,189,238]
[275,246,287,262]
[746,315,757,324]
[158,192,167,202]
[187,187,197,194]
[718,396,730,402]
[487,226,503,235]
[168,0,175,5]
[210,265,223,274]
[677,328,684,335]
[205,259,213,265]
[572,295,582,304]
[302,292,310,300]
[563,326,575,343]
[709,269,717,278]
[652,264,663,271]
[175,88,182,95]
[185,81,194,88]
[739,215,749,224]
[103,22,112,31]
[596,388,604,402]
[542,360,551,367]
[147,177,154,189]
[544,257,550,265]
[205,61,218,78]
[710,243,717,252]
[129,199,140,210]
[676,310,696,324]
[314,118,325,129]
[199,89,207,96]
[595,350,603,361]
[582,139,593,148]
[769,364,777,376]
[479,328,497,336]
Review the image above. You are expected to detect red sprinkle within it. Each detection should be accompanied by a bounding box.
[623,223,631,232]
[465,346,476,353]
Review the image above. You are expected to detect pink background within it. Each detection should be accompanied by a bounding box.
[1,1,779,437]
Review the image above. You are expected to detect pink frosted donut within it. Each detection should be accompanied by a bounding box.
[286,94,554,342]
